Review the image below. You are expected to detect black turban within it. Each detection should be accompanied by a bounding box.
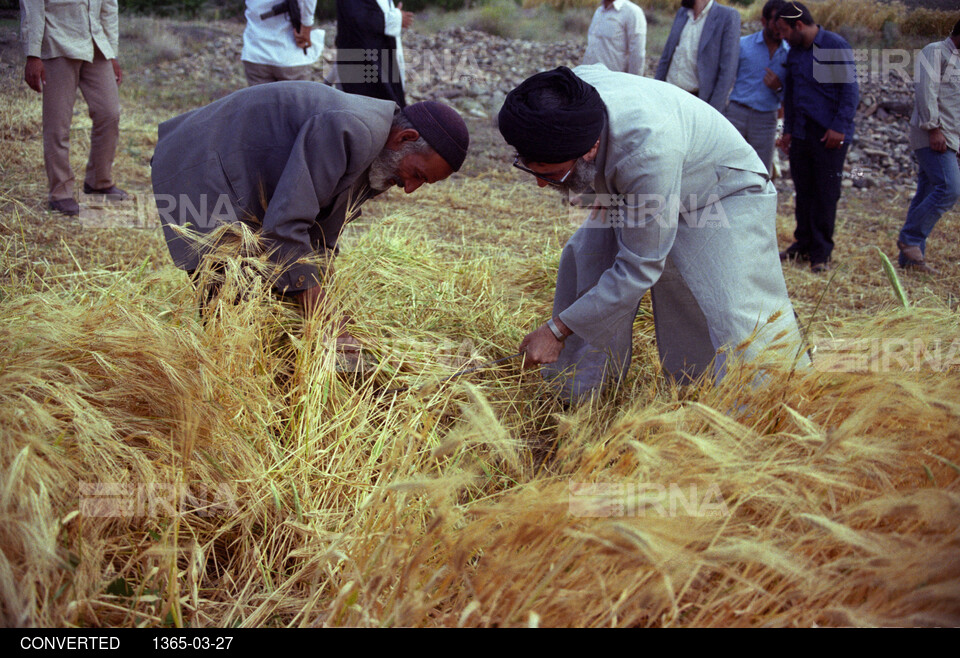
[498,67,605,164]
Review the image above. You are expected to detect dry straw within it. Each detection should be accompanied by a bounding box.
[2,208,959,627]
[1,12,959,629]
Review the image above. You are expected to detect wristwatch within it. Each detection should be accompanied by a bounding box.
[546,317,566,341]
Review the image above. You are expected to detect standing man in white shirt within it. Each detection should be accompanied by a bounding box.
[336,0,413,108]
[655,0,740,112]
[895,19,960,274]
[20,0,127,217]
[242,0,323,86]
[582,0,647,76]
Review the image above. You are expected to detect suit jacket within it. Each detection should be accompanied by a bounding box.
[150,82,396,293]
[654,2,740,112]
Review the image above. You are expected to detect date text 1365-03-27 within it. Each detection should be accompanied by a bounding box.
[153,636,234,651]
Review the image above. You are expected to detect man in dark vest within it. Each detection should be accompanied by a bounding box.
[336,0,413,107]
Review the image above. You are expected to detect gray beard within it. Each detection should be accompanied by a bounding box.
[368,146,407,191]
[553,158,598,199]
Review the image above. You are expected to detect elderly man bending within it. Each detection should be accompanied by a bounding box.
[151,82,468,331]
[500,65,805,403]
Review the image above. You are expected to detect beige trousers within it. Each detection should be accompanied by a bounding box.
[242,61,314,86]
[42,51,120,200]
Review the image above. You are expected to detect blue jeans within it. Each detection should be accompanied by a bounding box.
[898,147,960,265]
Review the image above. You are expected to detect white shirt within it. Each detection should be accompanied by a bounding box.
[242,0,322,67]
[666,0,714,92]
[582,0,647,76]
[378,0,406,86]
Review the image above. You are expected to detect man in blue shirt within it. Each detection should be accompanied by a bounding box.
[776,1,859,273]
[725,0,789,174]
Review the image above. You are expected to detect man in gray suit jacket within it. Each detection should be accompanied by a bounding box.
[655,0,741,112]
[151,81,468,319]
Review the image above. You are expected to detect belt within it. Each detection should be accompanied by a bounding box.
[730,100,775,113]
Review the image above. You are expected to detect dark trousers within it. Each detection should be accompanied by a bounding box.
[788,135,850,264]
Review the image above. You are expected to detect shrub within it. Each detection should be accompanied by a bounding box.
[315,0,477,20]
[469,0,522,38]
[120,15,185,62]
[561,8,593,34]
[900,8,958,37]
[118,0,223,18]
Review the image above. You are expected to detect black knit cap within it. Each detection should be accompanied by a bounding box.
[402,101,470,172]
[498,66,605,164]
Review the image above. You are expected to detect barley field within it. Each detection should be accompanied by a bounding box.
[1,11,958,628]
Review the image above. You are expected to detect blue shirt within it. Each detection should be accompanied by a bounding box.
[782,26,859,141]
[729,31,789,113]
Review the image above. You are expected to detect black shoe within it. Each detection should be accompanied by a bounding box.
[779,243,809,262]
[49,197,80,216]
[82,183,129,201]
[810,261,830,274]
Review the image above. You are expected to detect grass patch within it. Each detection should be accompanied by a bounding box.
[419,0,604,42]
[120,16,186,66]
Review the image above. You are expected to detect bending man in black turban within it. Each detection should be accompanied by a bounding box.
[500,65,808,403]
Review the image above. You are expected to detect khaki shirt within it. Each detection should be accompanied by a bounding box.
[20,0,118,61]
[909,37,960,153]
[582,0,647,77]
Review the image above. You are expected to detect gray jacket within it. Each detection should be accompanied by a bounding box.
[544,66,805,400]
[654,2,740,112]
[151,82,396,293]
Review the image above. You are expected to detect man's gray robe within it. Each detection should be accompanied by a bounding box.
[151,81,396,293]
[545,65,806,402]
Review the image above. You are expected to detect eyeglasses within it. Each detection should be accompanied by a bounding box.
[512,154,574,187]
